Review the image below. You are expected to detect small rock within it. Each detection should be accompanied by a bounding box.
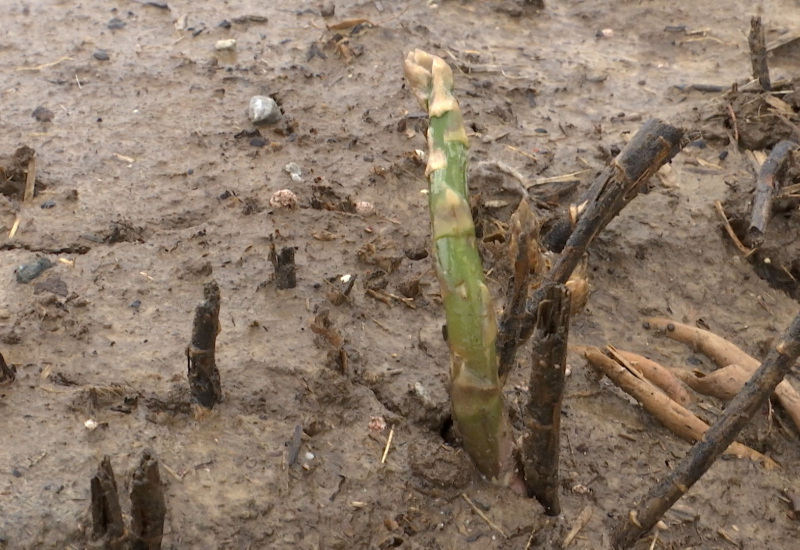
[40,200,56,209]
[249,95,281,125]
[107,17,126,30]
[33,276,68,297]
[218,19,232,29]
[284,162,303,183]
[130,299,141,310]
[320,2,335,17]
[215,38,237,51]
[354,201,374,216]
[16,257,53,284]
[597,28,614,38]
[369,416,387,432]
[31,106,54,123]
[270,189,298,209]
[93,49,110,61]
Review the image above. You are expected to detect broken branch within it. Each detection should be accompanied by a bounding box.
[748,16,771,92]
[523,283,570,515]
[747,140,798,247]
[90,456,125,549]
[187,280,223,409]
[129,449,166,550]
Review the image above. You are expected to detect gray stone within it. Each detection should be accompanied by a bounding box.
[15,257,53,284]
[248,96,281,125]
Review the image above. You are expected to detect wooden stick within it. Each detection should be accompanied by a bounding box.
[614,310,800,548]
[563,505,593,548]
[462,493,508,539]
[186,280,223,409]
[381,425,395,464]
[748,16,771,92]
[643,317,800,433]
[269,242,297,289]
[90,456,125,549]
[714,200,753,256]
[497,119,685,370]
[23,156,36,202]
[582,347,775,468]
[747,140,798,247]
[611,348,693,407]
[550,119,685,284]
[129,449,166,550]
[673,364,750,401]
[523,283,570,516]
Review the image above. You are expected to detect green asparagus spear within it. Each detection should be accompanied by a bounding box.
[404,50,518,486]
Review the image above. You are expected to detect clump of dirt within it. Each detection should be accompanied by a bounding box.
[0,146,44,199]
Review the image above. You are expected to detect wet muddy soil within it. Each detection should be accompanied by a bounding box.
[3,1,800,548]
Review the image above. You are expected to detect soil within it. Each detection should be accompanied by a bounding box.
[3,1,800,548]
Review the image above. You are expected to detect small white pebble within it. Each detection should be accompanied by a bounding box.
[600,28,614,38]
[84,419,98,431]
[215,39,237,51]
[340,274,352,284]
[369,416,387,432]
[285,163,303,183]
[269,189,298,209]
[304,452,315,461]
[355,201,374,216]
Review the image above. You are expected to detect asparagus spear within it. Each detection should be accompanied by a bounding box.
[404,50,519,486]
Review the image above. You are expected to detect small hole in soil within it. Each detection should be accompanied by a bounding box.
[439,415,457,446]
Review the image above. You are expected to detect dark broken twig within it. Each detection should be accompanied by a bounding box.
[130,449,166,550]
[90,456,125,549]
[186,280,222,409]
[747,140,798,247]
[269,242,297,289]
[522,283,570,515]
[614,309,800,548]
[748,16,771,92]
